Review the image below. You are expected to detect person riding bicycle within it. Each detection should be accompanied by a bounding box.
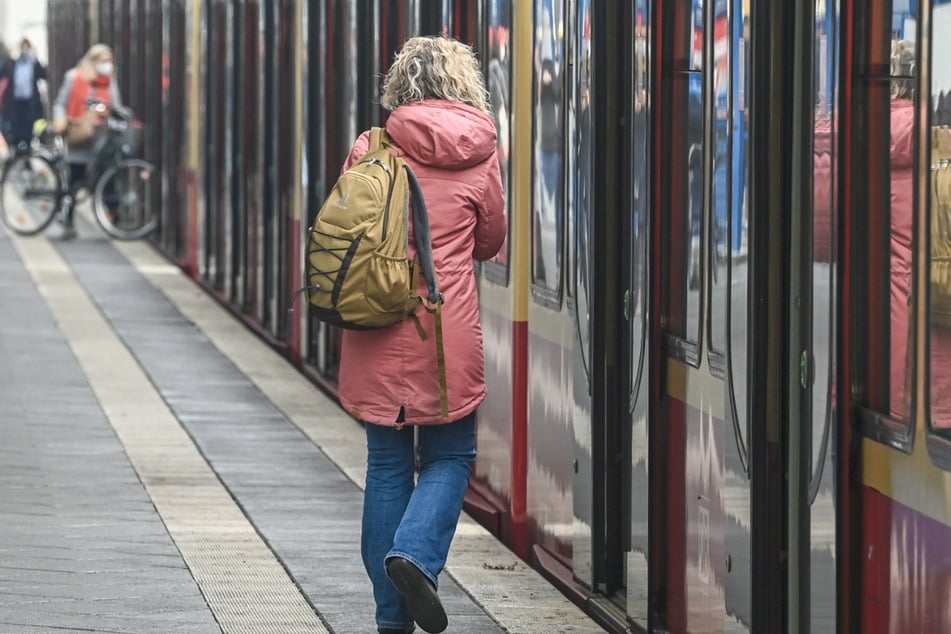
[51,44,122,239]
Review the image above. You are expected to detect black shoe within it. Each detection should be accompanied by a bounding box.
[386,557,447,634]
[378,628,414,634]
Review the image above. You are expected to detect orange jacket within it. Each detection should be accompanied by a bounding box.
[337,100,506,425]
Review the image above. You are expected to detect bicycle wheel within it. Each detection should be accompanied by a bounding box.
[0,152,63,236]
[93,158,157,240]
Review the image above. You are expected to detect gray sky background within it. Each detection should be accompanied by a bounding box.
[0,1,48,62]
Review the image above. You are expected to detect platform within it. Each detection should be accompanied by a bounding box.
[0,215,603,633]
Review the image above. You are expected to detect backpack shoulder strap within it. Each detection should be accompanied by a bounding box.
[406,165,441,306]
[369,126,385,152]
[407,168,448,418]
[371,126,398,153]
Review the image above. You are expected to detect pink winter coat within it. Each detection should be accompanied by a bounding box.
[890,99,914,419]
[337,100,506,426]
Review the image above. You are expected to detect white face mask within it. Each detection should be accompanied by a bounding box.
[96,61,114,76]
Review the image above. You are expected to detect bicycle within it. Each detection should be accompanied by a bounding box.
[0,103,157,240]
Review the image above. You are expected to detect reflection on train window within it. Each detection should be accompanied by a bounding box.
[569,0,593,368]
[930,3,951,433]
[808,2,839,629]
[810,0,839,489]
[856,4,917,432]
[485,0,513,284]
[630,0,650,404]
[708,0,752,462]
[531,0,566,304]
[661,0,703,347]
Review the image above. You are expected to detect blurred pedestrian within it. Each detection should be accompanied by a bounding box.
[2,38,46,149]
[338,36,505,634]
[51,44,123,239]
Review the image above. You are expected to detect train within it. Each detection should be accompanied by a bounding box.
[43,0,951,632]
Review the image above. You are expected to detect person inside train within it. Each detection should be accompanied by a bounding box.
[1,38,47,151]
[336,35,505,634]
[50,43,123,240]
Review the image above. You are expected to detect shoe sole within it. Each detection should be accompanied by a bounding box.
[387,558,447,634]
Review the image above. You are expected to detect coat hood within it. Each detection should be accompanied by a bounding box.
[386,100,497,170]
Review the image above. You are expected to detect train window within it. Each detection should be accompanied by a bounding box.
[531,0,566,306]
[629,1,650,404]
[660,0,704,353]
[483,1,513,286]
[854,3,918,444]
[930,3,951,434]
[568,0,594,371]
[707,0,752,458]
[808,3,840,628]
[811,0,839,483]
[709,3,733,361]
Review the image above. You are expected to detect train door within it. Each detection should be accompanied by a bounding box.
[203,0,231,292]
[472,0,518,544]
[569,0,597,597]
[650,0,764,630]
[143,3,164,236]
[569,0,631,617]
[846,2,951,632]
[523,0,578,582]
[274,0,298,342]
[805,1,840,631]
[261,0,282,336]
[159,0,188,262]
[619,0,654,627]
[230,0,247,309]
[566,2,650,624]
[247,0,265,323]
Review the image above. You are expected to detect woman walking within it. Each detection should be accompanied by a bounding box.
[338,36,505,634]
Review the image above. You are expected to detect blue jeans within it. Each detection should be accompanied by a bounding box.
[362,413,476,630]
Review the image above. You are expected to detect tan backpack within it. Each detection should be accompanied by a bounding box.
[302,127,448,415]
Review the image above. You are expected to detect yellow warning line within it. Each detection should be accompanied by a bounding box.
[10,234,329,634]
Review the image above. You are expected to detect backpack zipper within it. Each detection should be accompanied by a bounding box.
[365,158,395,238]
[381,167,396,238]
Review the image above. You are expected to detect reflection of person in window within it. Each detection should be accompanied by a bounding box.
[813,114,834,263]
[488,26,509,180]
[687,73,703,289]
[488,25,510,267]
[577,75,591,300]
[889,40,915,420]
[539,59,561,180]
[538,56,562,282]
[930,118,951,427]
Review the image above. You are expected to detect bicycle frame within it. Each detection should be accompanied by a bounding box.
[50,120,131,200]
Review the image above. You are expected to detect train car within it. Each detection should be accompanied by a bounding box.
[45,0,951,631]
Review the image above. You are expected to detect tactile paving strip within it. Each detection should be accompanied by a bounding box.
[11,235,329,634]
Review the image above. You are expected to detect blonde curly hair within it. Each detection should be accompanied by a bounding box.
[891,39,915,100]
[381,36,489,113]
